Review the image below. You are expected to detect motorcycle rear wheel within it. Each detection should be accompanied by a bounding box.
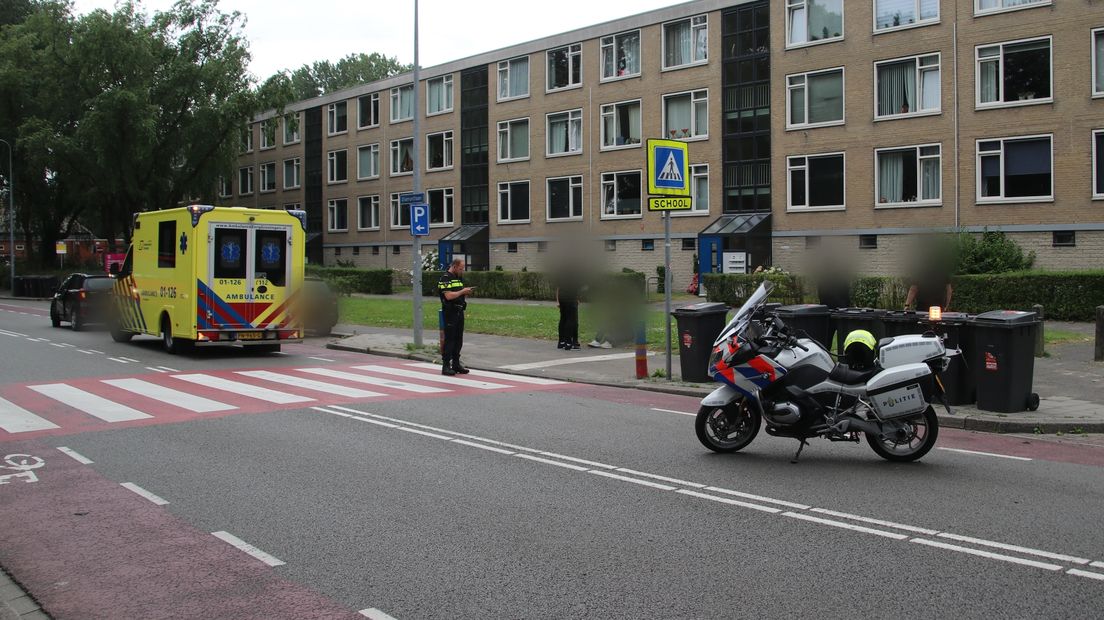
[865,406,939,463]
[695,400,761,453]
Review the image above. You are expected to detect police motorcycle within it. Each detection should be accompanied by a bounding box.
[695,282,956,463]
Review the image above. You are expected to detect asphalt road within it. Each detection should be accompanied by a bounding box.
[1,298,1103,619]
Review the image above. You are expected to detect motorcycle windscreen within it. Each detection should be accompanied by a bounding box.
[714,281,774,346]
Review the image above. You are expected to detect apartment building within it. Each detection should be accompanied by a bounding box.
[229,0,1104,284]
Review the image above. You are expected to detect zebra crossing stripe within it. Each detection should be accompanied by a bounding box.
[235,370,385,399]
[352,365,510,390]
[295,367,450,393]
[406,363,565,385]
[172,374,314,404]
[0,396,60,433]
[28,384,152,423]
[101,378,237,413]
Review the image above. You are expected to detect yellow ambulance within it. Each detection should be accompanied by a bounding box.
[111,205,306,353]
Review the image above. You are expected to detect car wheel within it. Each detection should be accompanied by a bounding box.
[50,302,61,328]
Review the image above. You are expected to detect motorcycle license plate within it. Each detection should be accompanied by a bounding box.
[237,331,263,340]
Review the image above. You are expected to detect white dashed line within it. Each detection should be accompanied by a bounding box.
[121,482,169,506]
[809,508,941,536]
[118,357,141,363]
[937,447,1033,461]
[360,608,399,620]
[212,531,285,567]
[1068,569,1104,582]
[108,357,131,364]
[146,367,167,373]
[308,356,335,362]
[56,446,93,464]
[588,470,677,491]
[676,489,781,514]
[936,533,1091,565]
[513,453,589,471]
[650,407,696,417]
[910,538,1062,571]
[783,512,909,540]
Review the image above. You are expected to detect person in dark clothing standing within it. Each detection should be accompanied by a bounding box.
[439,258,474,376]
[556,273,581,350]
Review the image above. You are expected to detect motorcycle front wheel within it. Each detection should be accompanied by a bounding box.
[865,406,939,463]
[695,399,761,453]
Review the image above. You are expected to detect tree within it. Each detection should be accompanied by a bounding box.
[272,52,412,101]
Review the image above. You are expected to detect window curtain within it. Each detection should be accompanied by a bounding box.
[603,182,616,215]
[808,72,843,122]
[512,60,528,97]
[667,97,691,138]
[878,62,915,116]
[879,152,905,203]
[921,158,940,201]
[627,103,641,142]
[358,149,373,176]
[789,85,805,124]
[550,117,569,152]
[808,0,842,41]
[693,99,707,135]
[428,81,442,111]
[694,24,707,61]
[666,22,690,66]
[979,60,999,103]
[1095,33,1104,92]
[511,121,528,158]
[498,68,509,99]
[399,89,413,119]
[788,6,807,44]
[621,34,640,75]
[920,0,938,19]
[920,67,940,110]
[568,118,581,152]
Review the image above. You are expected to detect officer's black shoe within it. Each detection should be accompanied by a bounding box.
[453,363,471,374]
[442,365,457,376]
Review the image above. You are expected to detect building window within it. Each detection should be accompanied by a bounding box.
[390,138,414,176]
[507,242,519,253]
[1093,29,1104,97]
[498,180,530,223]
[498,56,529,100]
[642,239,655,251]
[876,54,939,118]
[392,246,401,255]
[663,15,707,69]
[805,236,821,249]
[546,109,582,156]
[357,144,380,180]
[352,246,360,256]
[600,100,641,149]
[601,170,642,219]
[283,158,301,189]
[859,235,878,249]
[426,131,454,171]
[681,238,696,251]
[218,177,232,198]
[787,68,844,128]
[358,195,380,230]
[1094,130,1104,199]
[328,101,347,135]
[260,119,277,149]
[537,241,548,252]
[284,203,301,211]
[547,43,581,91]
[427,75,454,115]
[390,85,414,123]
[663,89,708,140]
[786,0,843,47]
[390,193,411,228]
[497,118,530,162]
[327,149,348,184]
[426,187,454,226]
[601,30,640,80]
[547,175,583,221]
[240,126,253,153]
[975,0,1050,16]
[876,144,941,207]
[1052,231,1076,247]
[605,240,617,252]
[334,247,342,257]
[358,93,379,129]
[977,135,1053,202]
[283,113,300,144]
[691,164,709,214]
[787,153,845,210]
[372,246,380,255]
[976,37,1052,108]
[238,166,253,195]
[259,162,276,193]
[875,0,938,31]
[328,198,348,232]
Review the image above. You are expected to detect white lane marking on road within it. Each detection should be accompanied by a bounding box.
[352,365,510,390]
[273,351,289,356]
[589,470,677,491]
[676,489,782,514]
[78,349,97,354]
[174,374,314,404]
[146,367,167,373]
[451,439,515,455]
[809,508,941,536]
[308,356,335,362]
[360,608,399,620]
[910,538,1062,571]
[87,349,104,354]
[615,468,707,489]
[936,533,1090,565]
[56,446,92,464]
[1092,561,1104,569]
[236,370,385,399]
[0,396,60,433]
[327,406,544,453]
[937,447,1033,461]
[514,453,589,471]
[1068,569,1104,582]
[0,329,28,337]
[408,362,565,385]
[499,351,654,371]
[650,407,696,417]
[28,384,151,422]
[706,486,811,510]
[313,407,398,428]
[121,482,169,505]
[57,343,75,347]
[395,426,454,440]
[156,366,179,372]
[211,531,285,567]
[783,512,909,540]
[102,378,237,413]
[538,451,617,470]
[49,343,66,348]
[107,357,130,364]
[296,367,450,394]
[118,357,141,363]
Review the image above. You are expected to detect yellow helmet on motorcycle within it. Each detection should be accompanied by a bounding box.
[843,329,877,369]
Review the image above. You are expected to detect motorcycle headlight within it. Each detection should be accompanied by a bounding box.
[707,348,723,377]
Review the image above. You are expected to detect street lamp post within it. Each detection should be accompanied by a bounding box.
[411,0,423,347]
[0,139,13,292]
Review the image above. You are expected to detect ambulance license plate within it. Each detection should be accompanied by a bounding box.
[237,332,263,340]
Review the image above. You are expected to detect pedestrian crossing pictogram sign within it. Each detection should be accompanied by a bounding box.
[647,139,690,196]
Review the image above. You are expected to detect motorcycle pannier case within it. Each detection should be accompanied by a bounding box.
[866,363,935,419]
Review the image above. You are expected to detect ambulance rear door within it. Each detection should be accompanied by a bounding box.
[203,221,292,336]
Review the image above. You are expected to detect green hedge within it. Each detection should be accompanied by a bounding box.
[702,273,806,306]
[306,266,393,295]
[421,270,645,301]
[951,272,1104,321]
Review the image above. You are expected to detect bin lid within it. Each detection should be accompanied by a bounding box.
[882,310,925,322]
[672,302,729,315]
[972,310,1037,325]
[775,304,830,316]
[830,307,887,318]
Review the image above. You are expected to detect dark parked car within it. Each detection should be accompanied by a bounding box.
[301,277,339,336]
[50,274,115,331]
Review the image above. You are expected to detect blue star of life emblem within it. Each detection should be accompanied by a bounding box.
[221,240,241,263]
[179,232,188,254]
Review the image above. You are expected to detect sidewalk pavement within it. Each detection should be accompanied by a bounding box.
[0,570,48,620]
[328,322,1104,435]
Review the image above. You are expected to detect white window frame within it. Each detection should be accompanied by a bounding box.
[600,99,642,151]
[426,187,454,227]
[389,193,410,230]
[975,36,1053,110]
[390,85,414,123]
[284,203,301,211]
[546,43,582,92]
[497,180,531,224]
[674,164,709,217]
[874,53,941,120]
[357,195,380,231]
[283,113,301,145]
[426,130,454,172]
[240,126,253,153]
[498,56,530,101]
[497,118,530,163]
[974,0,1051,17]
[357,144,380,180]
[1093,129,1104,200]
[975,134,1054,204]
[327,198,348,232]
[283,158,301,190]
[786,0,845,49]
[546,175,584,222]
[546,109,583,157]
[259,162,276,193]
[327,149,348,184]
[600,30,641,81]
[786,152,846,212]
[786,67,845,129]
[1093,28,1104,99]
[873,0,939,34]
[260,119,277,150]
[426,75,454,116]
[662,89,709,141]
[327,101,348,135]
[358,93,380,129]
[662,15,708,70]
[873,143,942,209]
[390,138,414,177]
[600,170,643,220]
[218,177,232,198]
[238,166,253,196]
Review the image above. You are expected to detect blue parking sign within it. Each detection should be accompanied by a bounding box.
[410,203,429,236]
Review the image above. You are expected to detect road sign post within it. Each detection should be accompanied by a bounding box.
[646,139,691,381]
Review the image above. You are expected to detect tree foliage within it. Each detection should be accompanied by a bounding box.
[268,52,411,101]
[954,231,1036,275]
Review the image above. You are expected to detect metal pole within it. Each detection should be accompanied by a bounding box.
[1,139,12,292]
[411,0,423,347]
[664,212,672,380]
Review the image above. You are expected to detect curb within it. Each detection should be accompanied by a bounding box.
[0,567,49,620]
[936,414,1104,434]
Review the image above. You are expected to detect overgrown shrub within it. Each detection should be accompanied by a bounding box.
[420,270,643,301]
[952,271,1104,321]
[703,273,805,306]
[954,231,1035,274]
[306,266,393,294]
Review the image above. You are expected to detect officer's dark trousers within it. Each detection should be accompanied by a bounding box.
[558,303,578,345]
[442,306,465,366]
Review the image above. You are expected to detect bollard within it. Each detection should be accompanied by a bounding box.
[635,320,648,379]
[1032,304,1045,358]
[1096,306,1104,362]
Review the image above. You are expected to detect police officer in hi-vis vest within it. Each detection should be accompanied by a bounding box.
[438,258,474,375]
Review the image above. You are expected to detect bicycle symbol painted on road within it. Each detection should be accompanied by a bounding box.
[0,453,45,485]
